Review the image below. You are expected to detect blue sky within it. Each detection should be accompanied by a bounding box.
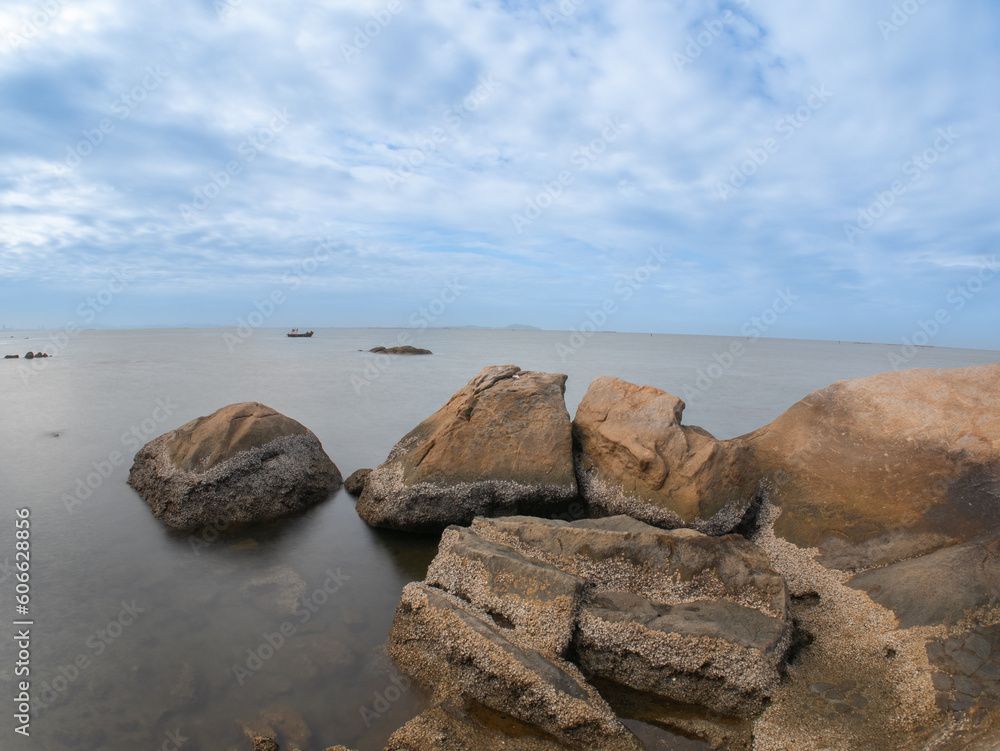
[1,0,998,348]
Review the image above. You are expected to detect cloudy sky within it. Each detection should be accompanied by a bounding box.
[1,0,998,348]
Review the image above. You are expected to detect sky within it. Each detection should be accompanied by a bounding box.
[1,0,998,348]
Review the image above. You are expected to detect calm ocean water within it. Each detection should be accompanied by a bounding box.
[0,328,997,750]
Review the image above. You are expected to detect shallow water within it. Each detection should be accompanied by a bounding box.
[0,328,996,750]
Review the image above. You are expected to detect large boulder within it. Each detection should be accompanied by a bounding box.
[573,376,761,534]
[128,402,341,529]
[742,364,1000,569]
[387,582,642,751]
[357,365,577,532]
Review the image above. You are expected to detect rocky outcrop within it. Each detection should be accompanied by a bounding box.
[742,363,1000,569]
[3,354,18,358]
[471,516,792,717]
[370,346,433,355]
[357,366,577,532]
[128,402,341,530]
[344,468,371,497]
[847,530,1000,628]
[381,514,791,748]
[388,581,642,751]
[574,376,761,534]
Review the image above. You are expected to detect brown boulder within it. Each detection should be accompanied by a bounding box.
[343,468,371,497]
[128,402,341,530]
[742,364,1000,568]
[573,376,761,534]
[357,366,577,532]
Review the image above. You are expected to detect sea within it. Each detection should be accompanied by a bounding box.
[0,327,997,751]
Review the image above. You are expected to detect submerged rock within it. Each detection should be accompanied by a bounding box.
[574,376,762,534]
[128,401,341,530]
[369,345,433,355]
[742,363,1000,569]
[357,365,577,532]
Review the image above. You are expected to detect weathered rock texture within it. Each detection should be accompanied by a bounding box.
[385,514,791,748]
[742,363,1000,569]
[344,468,371,497]
[574,376,761,534]
[425,525,589,656]
[472,515,792,717]
[847,530,1000,628]
[128,402,341,530]
[357,366,577,532]
[388,581,642,751]
[385,704,571,751]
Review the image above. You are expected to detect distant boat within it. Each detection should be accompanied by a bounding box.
[287,329,314,338]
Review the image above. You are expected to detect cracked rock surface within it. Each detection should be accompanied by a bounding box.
[357,365,578,532]
[385,514,792,748]
[574,375,762,534]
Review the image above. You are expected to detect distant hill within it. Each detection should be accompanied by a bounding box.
[439,324,542,330]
